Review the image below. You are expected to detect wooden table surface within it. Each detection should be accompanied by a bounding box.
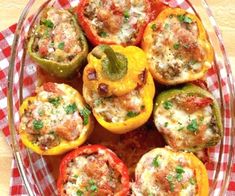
[0,0,234,195]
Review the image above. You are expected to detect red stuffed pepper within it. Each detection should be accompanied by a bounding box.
[77,0,151,46]
[57,145,130,195]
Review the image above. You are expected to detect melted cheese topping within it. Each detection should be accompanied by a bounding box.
[132,148,197,195]
[20,83,87,150]
[149,15,205,80]
[86,89,144,123]
[154,94,220,151]
[63,153,122,195]
[84,0,147,44]
[32,8,82,62]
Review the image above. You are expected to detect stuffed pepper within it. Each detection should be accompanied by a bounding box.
[28,7,88,78]
[83,45,155,134]
[19,82,94,155]
[57,144,130,195]
[77,0,151,46]
[142,8,214,85]
[132,147,209,195]
[154,84,223,152]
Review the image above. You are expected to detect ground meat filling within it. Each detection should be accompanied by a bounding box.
[150,14,205,80]
[154,94,221,150]
[84,0,148,43]
[63,153,123,195]
[32,8,82,63]
[132,149,198,195]
[90,90,144,123]
[20,86,84,150]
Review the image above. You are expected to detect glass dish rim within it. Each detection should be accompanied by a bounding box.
[7,0,235,195]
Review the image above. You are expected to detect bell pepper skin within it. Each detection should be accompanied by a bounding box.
[133,147,209,195]
[83,45,155,134]
[76,0,151,46]
[142,8,214,85]
[57,145,130,195]
[154,84,223,152]
[19,83,94,155]
[27,8,88,78]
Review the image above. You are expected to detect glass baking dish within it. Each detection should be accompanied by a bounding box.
[7,0,235,195]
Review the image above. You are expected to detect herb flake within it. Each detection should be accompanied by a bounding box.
[187,119,198,132]
[126,111,139,118]
[65,103,77,114]
[123,10,130,19]
[173,43,180,50]
[76,189,84,196]
[152,155,160,167]
[163,100,173,110]
[58,42,65,50]
[33,119,43,131]
[177,15,192,24]
[79,107,91,125]
[48,97,61,107]
[42,19,54,28]
[99,31,108,38]
[151,24,157,31]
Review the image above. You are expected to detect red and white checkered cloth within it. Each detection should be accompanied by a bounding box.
[0,0,234,195]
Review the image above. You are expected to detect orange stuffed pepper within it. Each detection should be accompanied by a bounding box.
[142,8,214,85]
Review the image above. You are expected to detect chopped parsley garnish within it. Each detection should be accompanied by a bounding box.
[87,179,98,192]
[152,155,160,167]
[177,15,193,24]
[175,166,185,182]
[166,174,174,192]
[173,43,180,50]
[164,122,168,127]
[123,10,130,19]
[176,173,183,182]
[33,119,43,131]
[79,107,91,125]
[94,99,102,106]
[189,178,196,185]
[199,116,204,122]
[58,42,65,50]
[99,31,108,38]
[48,97,61,107]
[44,29,50,37]
[175,165,185,174]
[151,24,157,31]
[164,23,169,29]
[65,103,77,114]
[163,100,173,110]
[50,42,54,48]
[42,19,54,28]
[177,126,184,131]
[76,189,84,196]
[187,119,198,132]
[183,16,193,23]
[126,111,139,118]
[189,59,198,65]
[38,110,45,116]
[73,175,78,178]
[90,184,98,192]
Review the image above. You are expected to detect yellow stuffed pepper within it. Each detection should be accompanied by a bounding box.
[132,147,209,195]
[83,45,155,134]
[141,8,214,85]
[19,82,94,155]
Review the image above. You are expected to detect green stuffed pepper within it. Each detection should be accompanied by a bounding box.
[154,84,223,152]
[28,7,88,78]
